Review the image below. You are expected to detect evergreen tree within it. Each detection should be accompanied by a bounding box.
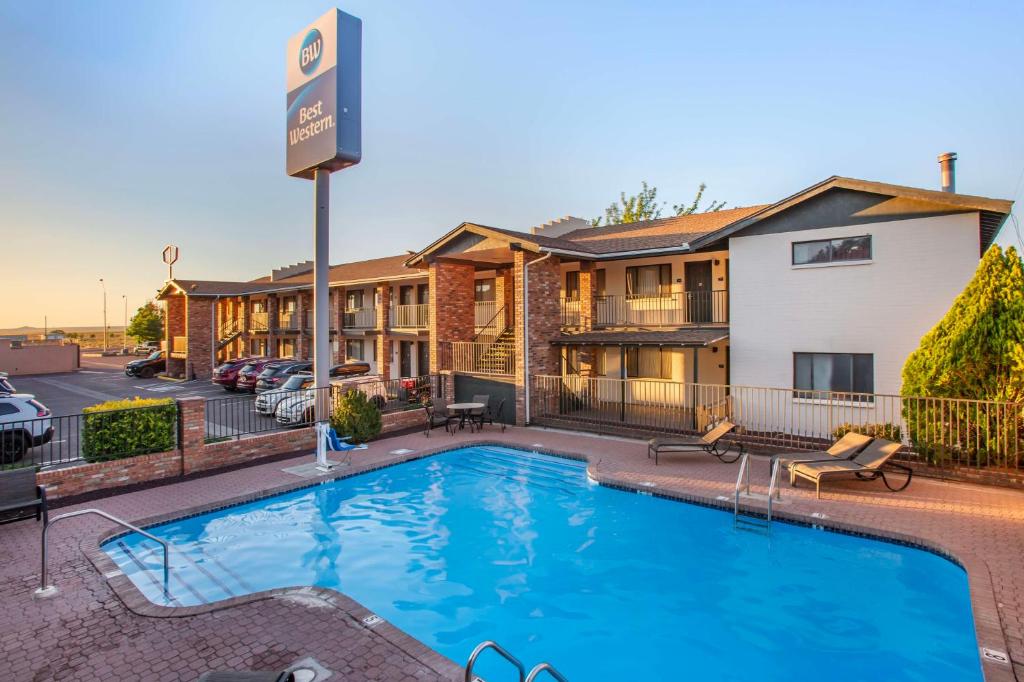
[126,301,164,343]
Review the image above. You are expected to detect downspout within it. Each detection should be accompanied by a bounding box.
[520,249,554,425]
[211,295,221,379]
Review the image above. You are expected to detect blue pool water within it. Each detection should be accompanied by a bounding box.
[104,446,980,680]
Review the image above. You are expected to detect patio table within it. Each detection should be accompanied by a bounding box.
[447,402,485,431]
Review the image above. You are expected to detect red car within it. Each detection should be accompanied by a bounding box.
[212,357,263,391]
[234,358,282,393]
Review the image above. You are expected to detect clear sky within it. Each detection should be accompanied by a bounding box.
[1,0,1022,327]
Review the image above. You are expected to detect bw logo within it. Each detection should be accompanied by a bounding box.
[299,28,323,76]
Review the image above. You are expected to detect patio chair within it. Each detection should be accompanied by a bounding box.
[789,439,912,498]
[647,420,743,465]
[0,467,48,526]
[325,428,367,452]
[473,398,507,432]
[423,403,457,436]
[772,431,874,471]
[466,394,490,432]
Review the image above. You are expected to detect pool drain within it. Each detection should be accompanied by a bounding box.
[982,648,1009,665]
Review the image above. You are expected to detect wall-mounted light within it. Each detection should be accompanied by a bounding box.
[713,259,720,266]
[711,346,718,353]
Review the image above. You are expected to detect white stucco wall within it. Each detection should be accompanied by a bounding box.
[728,212,980,396]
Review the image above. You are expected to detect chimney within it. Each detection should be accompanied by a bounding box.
[938,152,957,193]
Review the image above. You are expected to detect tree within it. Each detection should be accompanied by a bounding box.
[593,181,726,226]
[900,245,1024,464]
[126,301,164,343]
[330,389,382,443]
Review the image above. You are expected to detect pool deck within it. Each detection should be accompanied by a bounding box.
[1,425,1022,681]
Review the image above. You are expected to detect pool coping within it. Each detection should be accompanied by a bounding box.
[80,440,1014,682]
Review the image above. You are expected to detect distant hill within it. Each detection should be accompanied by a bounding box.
[0,325,126,336]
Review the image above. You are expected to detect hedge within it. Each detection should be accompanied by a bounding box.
[81,397,178,462]
[330,390,382,444]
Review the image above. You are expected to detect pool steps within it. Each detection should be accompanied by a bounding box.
[465,639,569,682]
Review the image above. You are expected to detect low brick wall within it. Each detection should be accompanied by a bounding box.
[37,450,180,500]
[185,428,317,475]
[382,408,424,434]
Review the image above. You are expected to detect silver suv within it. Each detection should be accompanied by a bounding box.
[0,393,54,464]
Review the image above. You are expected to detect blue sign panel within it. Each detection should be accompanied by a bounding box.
[286,9,361,179]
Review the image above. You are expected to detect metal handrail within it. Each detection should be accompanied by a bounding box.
[733,452,749,520]
[34,508,171,598]
[766,458,781,524]
[465,640,526,682]
[473,305,507,342]
[526,662,569,682]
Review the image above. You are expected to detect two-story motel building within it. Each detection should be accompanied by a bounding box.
[158,169,1012,427]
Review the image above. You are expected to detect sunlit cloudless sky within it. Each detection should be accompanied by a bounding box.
[1,0,1022,327]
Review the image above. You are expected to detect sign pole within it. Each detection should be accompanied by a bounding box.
[314,168,332,471]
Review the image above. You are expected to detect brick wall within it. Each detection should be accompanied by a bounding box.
[514,251,562,425]
[267,295,280,358]
[36,450,181,500]
[185,296,214,380]
[375,284,392,379]
[165,294,186,378]
[428,261,475,372]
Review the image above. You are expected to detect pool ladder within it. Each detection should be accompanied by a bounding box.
[465,640,569,682]
[733,454,781,534]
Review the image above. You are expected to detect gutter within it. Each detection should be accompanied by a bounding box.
[536,243,691,260]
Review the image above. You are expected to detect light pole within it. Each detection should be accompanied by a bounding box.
[122,295,128,354]
[99,279,107,352]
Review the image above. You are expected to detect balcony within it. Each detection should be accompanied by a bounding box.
[278,311,301,331]
[441,340,515,376]
[343,307,376,329]
[250,311,269,332]
[302,310,337,331]
[392,303,429,329]
[561,291,728,328]
[475,300,498,328]
[170,336,187,358]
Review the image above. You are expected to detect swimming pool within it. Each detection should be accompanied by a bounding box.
[103,446,981,680]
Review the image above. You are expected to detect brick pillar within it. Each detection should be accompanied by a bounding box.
[578,260,597,332]
[296,290,312,360]
[267,295,279,358]
[428,260,476,373]
[237,297,249,359]
[375,283,392,378]
[494,268,515,328]
[178,396,206,475]
[164,294,186,378]
[184,297,214,380]
[514,251,562,425]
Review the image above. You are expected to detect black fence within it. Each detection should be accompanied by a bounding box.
[204,374,442,442]
[1,402,179,471]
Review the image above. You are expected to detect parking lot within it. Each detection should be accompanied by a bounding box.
[5,356,291,469]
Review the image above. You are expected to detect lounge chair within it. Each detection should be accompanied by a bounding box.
[647,420,744,465]
[0,468,48,525]
[473,398,506,432]
[423,403,457,436]
[772,431,874,470]
[789,439,912,498]
[198,670,303,682]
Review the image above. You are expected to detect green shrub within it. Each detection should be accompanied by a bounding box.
[832,422,902,443]
[330,390,382,444]
[81,398,177,462]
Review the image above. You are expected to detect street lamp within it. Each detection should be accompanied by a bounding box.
[99,278,108,352]
[122,295,128,354]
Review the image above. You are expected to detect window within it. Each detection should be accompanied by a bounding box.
[474,278,495,302]
[0,403,19,416]
[564,271,580,300]
[792,236,871,265]
[594,347,606,376]
[626,264,671,297]
[596,269,607,296]
[282,296,297,312]
[399,285,414,305]
[346,290,363,310]
[278,339,295,358]
[794,352,874,399]
[346,339,364,361]
[625,347,672,379]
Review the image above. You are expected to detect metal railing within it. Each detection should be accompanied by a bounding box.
[475,301,498,329]
[531,375,1023,471]
[465,641,526,682]
[526,663,569,682]
[278,311,301,330]
[35,508,171,598]
[206,375,442,441]
[2,402,179,471]
[303,310,337,330]
[250,311,269,332]
[560,290,729,327]
[343,307,376,329]
[392,303,429,328]
[444,341,515,376]
[219,317,244,339]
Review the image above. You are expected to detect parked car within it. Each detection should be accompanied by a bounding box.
[275,374,387,427]
[0,372,15,394]
[235,358,282,393]
[255,373,313,415]
[211,357,261,391]
[254,360,312,393]
[134,341,161,356]
[0,393,53,463]
[124,350,166,379]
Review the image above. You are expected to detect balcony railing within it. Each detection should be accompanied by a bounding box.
[302,310,337,330]
[561,291,729,327]
[250,311,269,332]
[530,375,1023,473]
[392,303,429,329]
[278,311,301,330]
[343,307,376,329]
[170,336,187,357]
[440,340,515,376]
[475,300,497,328]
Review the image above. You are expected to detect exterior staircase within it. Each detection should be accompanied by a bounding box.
[476,327,515,375]
[217,318,244,351]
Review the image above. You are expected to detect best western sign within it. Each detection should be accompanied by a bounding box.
[286,9,362,179]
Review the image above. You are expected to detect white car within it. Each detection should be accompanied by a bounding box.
[275,375,390,427]
[0,393,54,463]
[255,373,314,416]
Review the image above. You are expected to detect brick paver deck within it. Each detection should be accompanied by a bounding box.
[1,425,1022,681]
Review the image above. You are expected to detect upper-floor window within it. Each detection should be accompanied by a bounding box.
[792,236,871,266]
[475,278,495,302]
[596,269,607,296]
[794,352,874,399]
[626,264,671,297]
[565,271,580,300]
[346,290,364,310]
